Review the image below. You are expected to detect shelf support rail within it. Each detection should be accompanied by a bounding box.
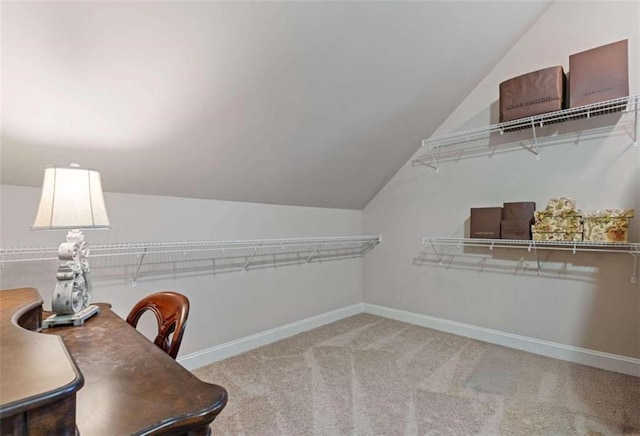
[529,118,541,159]
[414,141,440,171]
[305,243,325,263]
[630,252,638,285]
[428,238,443,264]
[428,144,440,172]
[132,247,148,286]
[633,98,638,147]
[243,243,262,271]
[527,241,542,276]
[360,239,380,258]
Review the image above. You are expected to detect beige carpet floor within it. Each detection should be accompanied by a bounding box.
[193,314,640,435]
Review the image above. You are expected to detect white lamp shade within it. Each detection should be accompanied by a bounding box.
[32,166,111,229]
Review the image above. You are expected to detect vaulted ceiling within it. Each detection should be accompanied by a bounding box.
[1,1,551,209]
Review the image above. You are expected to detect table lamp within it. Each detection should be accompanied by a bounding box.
[32,164,111,328]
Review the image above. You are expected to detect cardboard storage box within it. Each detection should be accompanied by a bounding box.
[470,207,502,239]
[499,66,566,122]
[501,220,531,240]
[532,197,584,241]
[534,216,582,227]
[534,197,581,218]
[533,217,583,234]
[547,197,576,210]
[503,202,536,221]
[583,209,634,243]
[532,232,583,242]
[569,39,629,108]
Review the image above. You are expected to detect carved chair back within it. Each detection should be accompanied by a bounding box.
[126,291,189,359]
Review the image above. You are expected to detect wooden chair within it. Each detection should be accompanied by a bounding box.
[126,291,189,359]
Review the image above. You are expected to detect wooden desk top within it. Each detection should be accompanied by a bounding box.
[43,303,227,435]
[0,288,83,417]
[1,288,227,435]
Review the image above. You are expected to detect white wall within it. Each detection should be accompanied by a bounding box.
[363,1,640,359]
[0,185,363,356]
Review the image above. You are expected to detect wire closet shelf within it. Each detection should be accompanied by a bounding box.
[0,236,382,264]
[423,237,640,253]
[422,237,640,284]
[1,236,382,285]
[417,94,639,169]
[422,95,639,149]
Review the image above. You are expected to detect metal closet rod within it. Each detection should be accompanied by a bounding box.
[0,236,383,264]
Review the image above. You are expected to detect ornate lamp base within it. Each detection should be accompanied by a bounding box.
[42,304,100,329]
[45,229,98,328]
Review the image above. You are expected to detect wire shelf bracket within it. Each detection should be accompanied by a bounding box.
[242,244,262,271]
[632,98,639,146]
[131,247,148,286]
[423,237,640,284]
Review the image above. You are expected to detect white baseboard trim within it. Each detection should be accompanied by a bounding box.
[363,303,640,377]
[180,301,639,377]
[178,303,364,370]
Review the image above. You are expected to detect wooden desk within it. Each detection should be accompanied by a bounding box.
[0,288,227,435]
[0,288,82,435]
